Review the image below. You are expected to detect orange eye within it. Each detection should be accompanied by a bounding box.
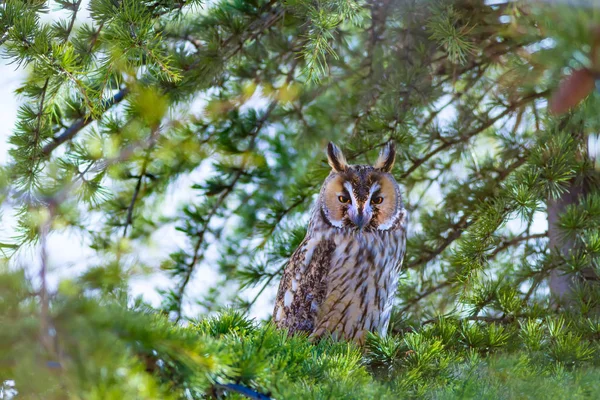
[372,196,383,205]
[338,195,350,204]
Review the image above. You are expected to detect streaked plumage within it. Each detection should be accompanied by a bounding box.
[273,142,408,344]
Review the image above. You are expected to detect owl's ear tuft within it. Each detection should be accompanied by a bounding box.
[374,142,396,172]
[327,142,348,172]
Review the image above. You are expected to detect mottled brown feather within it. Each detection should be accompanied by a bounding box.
[273,237,335,334]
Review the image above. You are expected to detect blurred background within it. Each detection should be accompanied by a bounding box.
[2,0,600,327]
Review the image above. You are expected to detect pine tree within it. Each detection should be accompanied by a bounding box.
[3,0,600,398]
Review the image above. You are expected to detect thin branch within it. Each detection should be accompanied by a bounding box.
[487,232,548,260]
[246,262,286,311]
[123,157,150,238]
[420,65,487,129]
[64,0,83,41]
[38,202,57,360]
[174,100,279,321]
[33,79,49,155]
[400,90,549,180]
[397,280,452,315]
[257,196,308,248]
[41,88,129,156]
[122,125,161,237]
[405,214,471,270]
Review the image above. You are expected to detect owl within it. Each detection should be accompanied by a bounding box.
[273,142,408,345]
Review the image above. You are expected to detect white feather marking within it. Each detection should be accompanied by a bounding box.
[284,290,293,307]
[303,238,319,268]
[323,205,344,228]
[291,279,298,291]
[343,182,358,206]
[329,218,344,228]
[275,307,283,321]
[369,183,381,196]
[377,207,407,231]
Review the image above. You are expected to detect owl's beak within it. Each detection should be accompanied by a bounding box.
[353,214,369,229]
[350,209,371,230]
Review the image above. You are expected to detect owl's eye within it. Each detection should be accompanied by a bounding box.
[338,195,350,204]
[372,196,384,205]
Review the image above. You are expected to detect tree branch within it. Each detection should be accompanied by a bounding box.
[41,88,129,156]
[487,232,548,260]
[400,90,549,180]
[397,280,452,315]
[405,214,471,270]
[123,156,150,238]
[174,100,279,321]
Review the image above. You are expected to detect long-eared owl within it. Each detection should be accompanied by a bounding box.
[273,142,408,344]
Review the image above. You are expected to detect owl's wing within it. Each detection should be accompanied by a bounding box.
[273,235,335,335]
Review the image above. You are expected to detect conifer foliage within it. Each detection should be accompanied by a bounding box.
[3,0,600,398]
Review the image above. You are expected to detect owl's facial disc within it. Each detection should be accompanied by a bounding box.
[321,142,401,231]
[322,168,401,230]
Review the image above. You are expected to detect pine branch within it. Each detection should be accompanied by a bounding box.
[487,232,548,260]
[41,3,284,159]
[173,57,299,319]
[398,280,452,315]
[404,149,531,271]
[409,232,548,315]
[174,100,279,321]
[406,214,471,270]
[41,88,129,156]
[33,78,49,155]
[400,89,550,180]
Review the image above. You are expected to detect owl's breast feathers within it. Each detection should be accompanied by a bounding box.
[273,209,407,344]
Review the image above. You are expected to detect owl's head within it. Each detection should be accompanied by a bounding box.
[319,142,403,231]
